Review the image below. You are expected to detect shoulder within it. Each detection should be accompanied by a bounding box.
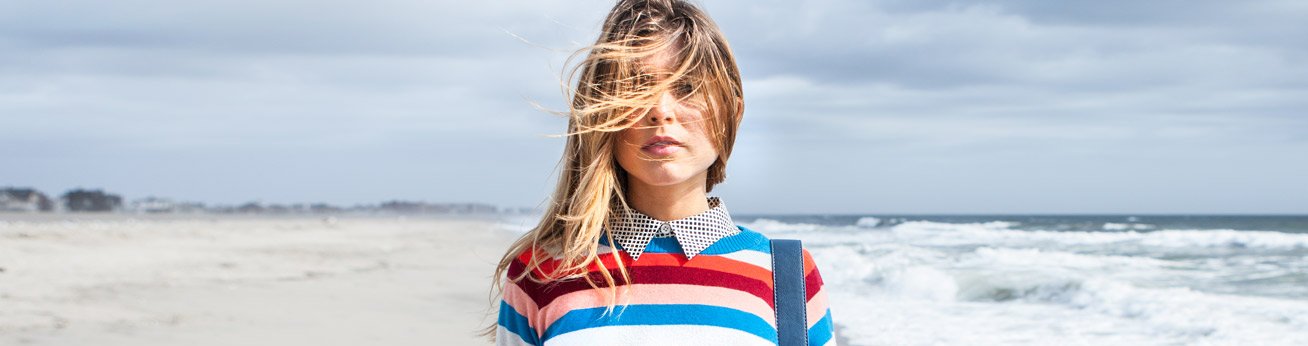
[738,225,825,276]
[503,243,566,284]
[504,240,623,284]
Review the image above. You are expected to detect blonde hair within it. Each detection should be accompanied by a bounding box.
[480,0,743,341]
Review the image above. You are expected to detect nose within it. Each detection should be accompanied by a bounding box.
[646,92,677,124]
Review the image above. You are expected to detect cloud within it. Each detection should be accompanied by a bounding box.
[1,0,1304,213]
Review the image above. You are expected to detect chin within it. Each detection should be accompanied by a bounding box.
[619,155,713,187]
[631,167,702,186]
[636,174,696,186]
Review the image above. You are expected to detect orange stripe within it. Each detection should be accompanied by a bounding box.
[802,249,817,275]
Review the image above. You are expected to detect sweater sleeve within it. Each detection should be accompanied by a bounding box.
[496,303,538,345]
[802,248,838,346]
[496,255,543,346]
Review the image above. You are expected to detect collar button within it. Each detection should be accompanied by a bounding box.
[657,222,673,236]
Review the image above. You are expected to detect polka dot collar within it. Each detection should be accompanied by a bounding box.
[606,196,739,260]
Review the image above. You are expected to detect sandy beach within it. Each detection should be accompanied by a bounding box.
[0,213,521,345]
[10,212,1308,345]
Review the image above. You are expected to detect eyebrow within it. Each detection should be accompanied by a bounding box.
[635,65,673,77]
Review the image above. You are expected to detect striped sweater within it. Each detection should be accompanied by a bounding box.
[496,225,837,345]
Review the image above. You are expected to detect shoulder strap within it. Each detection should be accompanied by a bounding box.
[771,238,808,346]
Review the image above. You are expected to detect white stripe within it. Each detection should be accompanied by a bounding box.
[544,325,774,346]
[717,248,773,271]
[496,324,536,346]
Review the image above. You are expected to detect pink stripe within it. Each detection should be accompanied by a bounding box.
[805,284,830,329]
[539,284,777,331]
[502,280,545,339]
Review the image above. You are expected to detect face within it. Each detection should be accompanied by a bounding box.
[614,48,719,190]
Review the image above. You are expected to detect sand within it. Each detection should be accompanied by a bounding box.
[0,213,523,345]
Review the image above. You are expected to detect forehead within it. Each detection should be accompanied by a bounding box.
[636,46,678,75]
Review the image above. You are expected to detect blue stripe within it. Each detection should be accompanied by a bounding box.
[807,309,834,346]
[643,231,770,255]
[701,226,771,255]
[542,304,777,343]
[642,237,686,254]
[497,299,539,345]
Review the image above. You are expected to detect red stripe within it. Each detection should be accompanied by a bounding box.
[508,259,775,309]
[804,265,824,301]
[801,248,826,301]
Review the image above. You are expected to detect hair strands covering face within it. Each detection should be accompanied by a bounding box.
[481,0,744,341]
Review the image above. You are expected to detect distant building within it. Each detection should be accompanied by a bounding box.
[122,196,206,214]
[309,203,343,213]
[61,188,123,212]
[129,196,176,213]
[378,200,499,214]
[172,201,207,213]
[0,187,54,212]
[235,201,264,213]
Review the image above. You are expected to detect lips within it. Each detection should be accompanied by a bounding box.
[641,135,683,156]
[641,135,682,149]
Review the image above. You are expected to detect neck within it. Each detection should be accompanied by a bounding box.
[625,172,710,221]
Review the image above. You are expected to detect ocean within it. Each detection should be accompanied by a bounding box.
[730,214,1308,345]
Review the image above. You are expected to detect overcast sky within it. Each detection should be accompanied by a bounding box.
[3,0,1305,214]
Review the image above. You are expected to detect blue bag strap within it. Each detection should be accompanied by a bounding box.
[771,238,808,346]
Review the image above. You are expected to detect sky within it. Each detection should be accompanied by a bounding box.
[2,0,1306,214]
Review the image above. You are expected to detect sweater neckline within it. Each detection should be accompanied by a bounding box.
[599,224,766,258]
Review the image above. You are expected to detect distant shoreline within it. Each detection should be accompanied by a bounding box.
[0,211,526,222]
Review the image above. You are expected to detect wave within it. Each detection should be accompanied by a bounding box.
[809,244,1308,343]
[855,217,882,228]
[960,272,1308,341]
[812,244,1179,303]
[890,221,1308,250]
[743,216,890,232]
[741,218,824,232]
[1103,222,1156,231]
[951,247,1178,302]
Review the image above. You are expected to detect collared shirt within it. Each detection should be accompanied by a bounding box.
[605,196,739,260]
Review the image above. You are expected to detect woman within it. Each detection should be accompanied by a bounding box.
[483,0,836,344]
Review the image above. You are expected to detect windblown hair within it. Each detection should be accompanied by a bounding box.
[481,0,743,341]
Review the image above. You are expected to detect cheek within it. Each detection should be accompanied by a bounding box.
[615,129,651,168]
[692,136,718,164]
[615,131,637,159]
[685,127,719,164]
